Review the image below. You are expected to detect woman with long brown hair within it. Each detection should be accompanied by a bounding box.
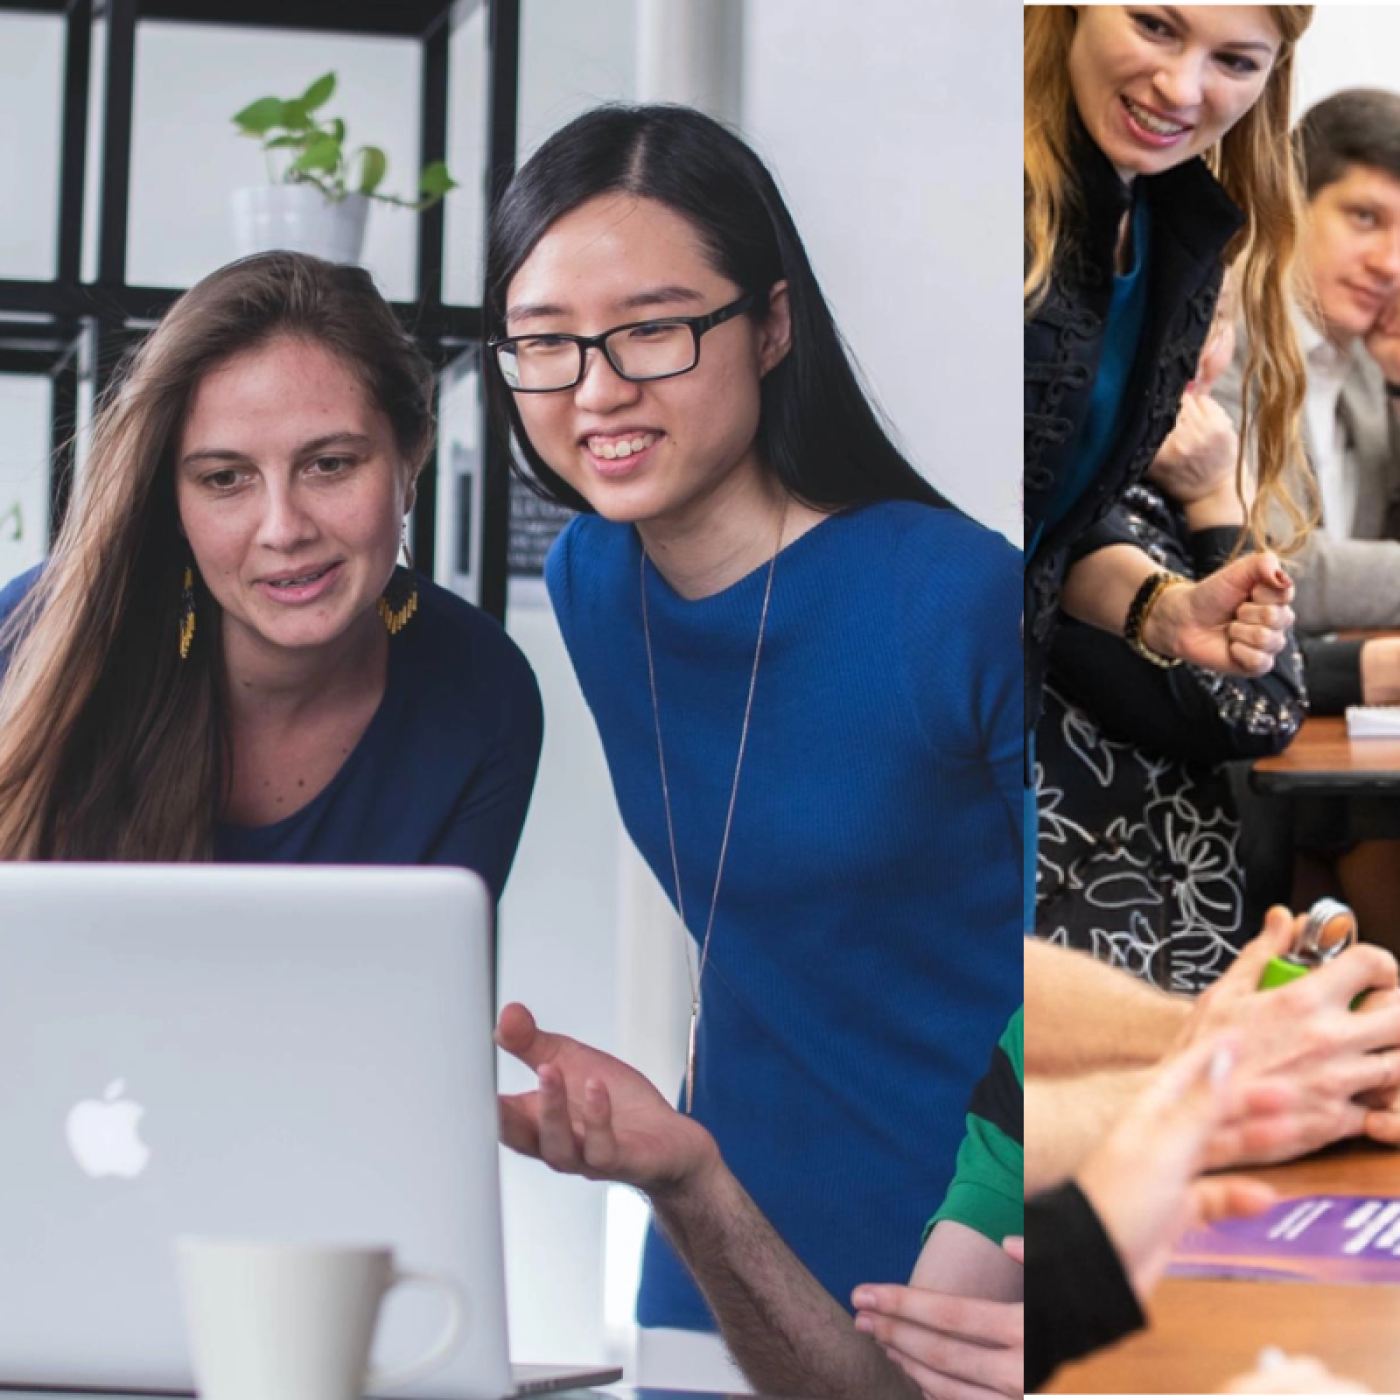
[1024,5,1314,925]
[0,252,541,897]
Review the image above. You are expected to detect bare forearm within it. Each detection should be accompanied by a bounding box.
[1026,1067,1153,1194]
[1025,938,1189,1074]
[1059,544,1159,635]
[649,1162,920,1400]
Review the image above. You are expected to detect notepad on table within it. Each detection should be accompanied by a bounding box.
[1346,705,1400,737]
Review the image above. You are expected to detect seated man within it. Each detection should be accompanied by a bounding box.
[1218,89,1400,933]
[498,1007,1024,1400]
[1217,88,1400,706]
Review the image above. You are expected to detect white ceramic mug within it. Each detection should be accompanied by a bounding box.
[176,1237,467,1400]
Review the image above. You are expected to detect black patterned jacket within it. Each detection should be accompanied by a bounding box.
[1024,136,1245,746]
[1035,484,1306,993]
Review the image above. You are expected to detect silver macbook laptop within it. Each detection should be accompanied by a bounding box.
[0,863,620,1400]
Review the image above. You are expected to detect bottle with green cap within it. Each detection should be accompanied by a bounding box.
[1259,898,1358,991]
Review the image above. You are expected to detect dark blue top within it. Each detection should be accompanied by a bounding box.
[546,501,1022,1331]
[0,569,543,899]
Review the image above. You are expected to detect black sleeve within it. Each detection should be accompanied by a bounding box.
[1049,636,1306,765]
[1299,636,1366,715]
[1026,1181,1145,1392]
[1065,504,1142,565]
[1052,498,1304,761]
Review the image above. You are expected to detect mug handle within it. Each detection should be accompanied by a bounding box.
[366,1266,468,1392]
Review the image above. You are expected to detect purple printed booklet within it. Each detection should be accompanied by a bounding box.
[1170,1195,1400,1284]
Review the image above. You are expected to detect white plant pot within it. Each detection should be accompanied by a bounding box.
[230,185,370,265]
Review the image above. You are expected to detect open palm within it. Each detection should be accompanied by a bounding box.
[496,1002,718,1194]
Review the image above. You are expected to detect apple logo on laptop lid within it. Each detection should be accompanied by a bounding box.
[66,1079,152,1179]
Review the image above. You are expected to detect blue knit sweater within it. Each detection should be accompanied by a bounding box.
[546,500,1022,1329]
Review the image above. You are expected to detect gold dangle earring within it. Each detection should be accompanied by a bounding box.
[377,522,419,636]
[177,564,197,661]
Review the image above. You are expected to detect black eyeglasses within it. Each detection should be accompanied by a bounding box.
[490,292,757,393]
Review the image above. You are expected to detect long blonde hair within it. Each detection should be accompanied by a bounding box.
[1025,6,1315,551]
[0,253,434,860]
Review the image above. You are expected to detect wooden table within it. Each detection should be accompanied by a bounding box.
[1044,1144,1400,1394]
[1253,716,1400,796]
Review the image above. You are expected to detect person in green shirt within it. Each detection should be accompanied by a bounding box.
[497,1004,1024,1400]
[924,1008,1023,1252]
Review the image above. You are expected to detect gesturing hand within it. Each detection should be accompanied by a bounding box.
[852,1282,1022,1400]
[1076,1033,1276,1306]
[495,1002,719,1197]
[1179,907,1400,1165]
[1142,552,1293,676]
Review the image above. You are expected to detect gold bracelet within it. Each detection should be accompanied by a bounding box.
[1124,570,1188,668]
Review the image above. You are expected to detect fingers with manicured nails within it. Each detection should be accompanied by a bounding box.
[1254,551,1291,595]
[1226,644,1275,677]
[1248,580,1293,607]
[1233,602,1294,632]
[1228,620,1288,657]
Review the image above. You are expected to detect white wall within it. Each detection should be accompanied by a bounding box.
[742,0,1022,542]
[1295,6,1400,115]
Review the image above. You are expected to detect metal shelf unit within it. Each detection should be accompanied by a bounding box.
[0,0,521,619]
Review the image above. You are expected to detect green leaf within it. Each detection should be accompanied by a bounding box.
[300,71,336,112]
[357,145,387,195]
[327,117,345,145]
[291,135,341,174]
[264,133,305,151]
[418,160,458,198]
[281,99,311,131]
[232,96,284,134]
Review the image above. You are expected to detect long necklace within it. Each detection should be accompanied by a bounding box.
[639,512,784,1115]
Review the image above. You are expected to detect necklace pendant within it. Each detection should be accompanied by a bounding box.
[685,1001,699,1115]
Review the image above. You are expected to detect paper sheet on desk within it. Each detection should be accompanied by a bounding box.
[1169,1195,1400,1283]
[1347,705,1400,737]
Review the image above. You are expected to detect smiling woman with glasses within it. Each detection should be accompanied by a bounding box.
[491,293,754,392]
[484,103,1022,1389]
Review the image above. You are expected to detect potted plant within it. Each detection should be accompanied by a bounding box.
[230,71,458,265]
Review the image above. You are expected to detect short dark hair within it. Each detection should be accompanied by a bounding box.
[1296,88,1400,198]
[484,103,949,515]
